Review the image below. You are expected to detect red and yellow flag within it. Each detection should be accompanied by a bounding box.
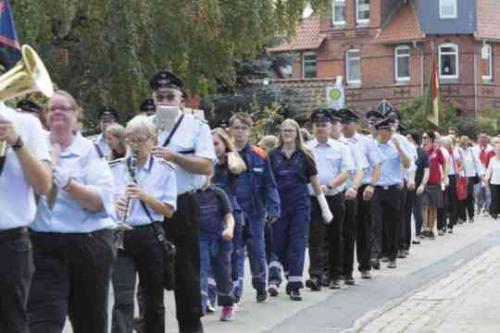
[426,60,440,126]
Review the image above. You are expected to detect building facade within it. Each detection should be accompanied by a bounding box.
[268,0,500,117]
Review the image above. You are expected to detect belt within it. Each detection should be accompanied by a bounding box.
[30,228,112,238]
[0,227,28,241]
[375,184,400,191]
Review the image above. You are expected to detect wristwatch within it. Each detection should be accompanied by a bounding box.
[11,136,24,151]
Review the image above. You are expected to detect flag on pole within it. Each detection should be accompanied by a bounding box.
[0,0,21,71]
[426,60,440,126]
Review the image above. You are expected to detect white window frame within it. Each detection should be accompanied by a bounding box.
[482,44,493,81]
[346,49,361,85]
[439,0,457,19]
[332,0,346,26]
[301,52,317,78]
[438,43,459,80]
[356,0,370,25]
[394,45,411,82]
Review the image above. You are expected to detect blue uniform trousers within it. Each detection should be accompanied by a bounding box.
[199,239,233,313]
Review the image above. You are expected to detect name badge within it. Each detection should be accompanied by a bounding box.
[253,167,263,172]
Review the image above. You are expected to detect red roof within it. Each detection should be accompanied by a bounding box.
[374,3,425,44]
[476,0,500,41]
[268,18,325,53]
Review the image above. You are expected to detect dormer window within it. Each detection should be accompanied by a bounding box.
[440,0,457,19]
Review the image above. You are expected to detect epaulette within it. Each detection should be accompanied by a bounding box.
[108,158,125,167]
[159,160,176,170]
[251,146,268,160]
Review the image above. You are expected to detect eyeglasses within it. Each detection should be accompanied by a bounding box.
[280,129,296,133]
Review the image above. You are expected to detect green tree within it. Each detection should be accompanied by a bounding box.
[11,0,331,132]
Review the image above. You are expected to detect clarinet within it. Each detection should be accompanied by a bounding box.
[122,150,138,225]
[115,151,138,231]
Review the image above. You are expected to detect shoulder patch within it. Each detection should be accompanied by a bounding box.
[251,146,268,160]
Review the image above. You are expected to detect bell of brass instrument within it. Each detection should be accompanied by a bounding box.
[0,45,54,175]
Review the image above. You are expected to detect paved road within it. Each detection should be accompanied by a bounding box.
[64,215,500,332]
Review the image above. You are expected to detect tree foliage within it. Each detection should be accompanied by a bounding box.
[11,0,330,131]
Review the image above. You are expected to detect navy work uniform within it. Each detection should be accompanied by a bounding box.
[306,110,355,289]
[235,144,280,300]
[28,134,116,333]
[268,147,318,293]
[151,70,217,333]
[370,118,412,268]
[0,104,50,333]
[109,155,177,333]
[212,161,244,303]
[197,185,235,313]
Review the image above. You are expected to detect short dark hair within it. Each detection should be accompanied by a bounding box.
[229,112,253,127]
[425,131,436,143]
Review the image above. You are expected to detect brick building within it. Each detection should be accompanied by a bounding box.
[268,0,500,117]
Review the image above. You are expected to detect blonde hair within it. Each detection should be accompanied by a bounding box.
[106,123,127,160]
[277,119,314,160]
[258,135,279,152]
[212,127,247,174]
[126,114,157,138]
[459,135,470,147]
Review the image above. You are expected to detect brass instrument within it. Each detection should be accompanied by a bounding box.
[0,45,54,175]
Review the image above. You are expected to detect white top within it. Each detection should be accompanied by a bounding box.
[488,158,500,185]
[31,134,116,233]
[154,112,216,195]
[110,155,177,226]
[458,147,484,177]
[447,147,461,175]
[0,103,50,230]
[306,138,355,195]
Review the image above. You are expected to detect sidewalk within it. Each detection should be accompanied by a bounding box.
[361,237,500,332]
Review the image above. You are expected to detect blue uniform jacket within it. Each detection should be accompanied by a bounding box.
[237,144,281,219]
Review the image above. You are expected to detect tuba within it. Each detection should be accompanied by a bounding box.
[0,45,54,175]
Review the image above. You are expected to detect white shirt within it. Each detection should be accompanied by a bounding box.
[488,158,500,185]
[447,147,461,175]
[458,147,484,177]
[307,138,355,195]
[154,112,216,195]
[0,103,50,230]
[31,134,115,233]
[110,155,177,226]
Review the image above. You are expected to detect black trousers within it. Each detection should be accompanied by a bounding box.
[28,229,115,333]
[308,193,345,281]
[163,192,203,333]
[371,186,402,261]
[447,175,459,228]
[0,228,34,333]
[112,223,166,333]
[490,184,500,216]
[343,195,358,277]
[437,187,448,231]
[356,185,373,272]
[402,189,416,250]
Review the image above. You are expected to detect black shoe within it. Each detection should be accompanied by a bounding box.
[448,228,454,234]
[289,289,302,301]
[321,275,330,287]
[360,270,372,279]
[469,218,475,223]
[381,256,389,263]
[419,233,426,239]
[387,260,397,269]
[344,275,355,285]
[428,232,435,240]
[268,283,279,297]
[412,239,421,244]
[329,279,341,289]
[256,290,268,303]
[305,277,322,291]
[397,250,407,259]
[370,258,380,270]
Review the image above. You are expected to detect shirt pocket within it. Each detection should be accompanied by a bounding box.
[326,154,342,173]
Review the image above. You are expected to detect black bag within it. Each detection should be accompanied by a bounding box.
[139,200,177,291]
